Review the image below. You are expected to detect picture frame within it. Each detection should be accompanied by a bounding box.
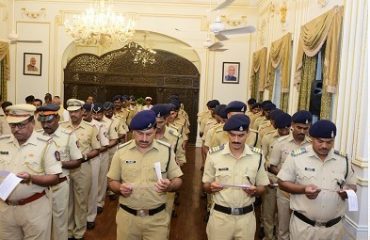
[23,53,42,76]
[222,62,240,84]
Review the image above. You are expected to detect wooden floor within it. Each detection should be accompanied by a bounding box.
[85,146,208,240]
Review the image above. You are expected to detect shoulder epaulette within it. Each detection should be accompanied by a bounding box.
[168,129,180,137]
[157,139,171,148]
[61,128,73,135]
[208,144,225,154]
[35,129,43,133]
[169,124,178,130]
[0,134,12,140]
[291,147,307,157]
[37,135,52,143]
[277,135,290,142]
[118,140,133,149]
[252,147,262,154]
[216,128,224,133]
[250,129,258,133]
[334,150,348,159]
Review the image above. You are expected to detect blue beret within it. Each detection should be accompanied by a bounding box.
[169,98,181,110]
[223,114,250,131]
[103,101,114,110]
[129,110,157,131]
[112,95,122,102]
[151,104,171,118]
[121,95,128,101]
[82,103,93,112]
[129,95,136,101]
[214,104,227,119]
[309,120,336,138]
[275,113,292,129]
[262,102,276,111]
[251,103,261,109]
[37,103,60,113]
[269,109,283,121]
[92,103,103,113]
[292,110,312,124]
[207,100,220,109]
[225,101,247,114]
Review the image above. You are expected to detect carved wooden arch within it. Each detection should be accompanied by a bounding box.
[64,43,200,143]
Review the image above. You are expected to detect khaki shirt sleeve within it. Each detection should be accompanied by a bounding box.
[107,151,121,180]
[90,126,101,150]
[44,142,63,175]
[175,137,186,164]
[109,122,119,140]
[68,132,83,160]
[202,154,215,183]
[255,155,270,186]
[346,161,357,185]
[204,128,214,147]
[277,155,296,182]
[0,118,11,135]
[99,125,110,147]
[269,141,281,166]
[167,148,183,179]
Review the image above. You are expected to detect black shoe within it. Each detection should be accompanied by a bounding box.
[97,206,103,214]
[75,238,84,240]
[68,238,75,240]
[87,221,95,230]
[109,194,118,201]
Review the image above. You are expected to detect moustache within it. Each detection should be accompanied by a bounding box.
[139,141,149,144]
[231,142,241,145]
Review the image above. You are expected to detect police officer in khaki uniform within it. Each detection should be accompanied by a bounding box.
[203,114,270,240]
[0,104,62,240]
[61,99,100,240]
[37,104,83,240]
[261,113,291,240]
[0,106,11,135]
[278,120,357,240]
[168,98,190,149]
[204,104,227,150]
[252,101,274,131]
[269,110,312,240]
[107,110,183,240]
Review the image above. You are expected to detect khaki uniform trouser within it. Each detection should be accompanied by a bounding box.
[277,188,290,240]
[206,208,256,240]
[68,162,92,238]
[290,213,344,240]
[87,156,100,222]
[107,147,117,196]
[50,180,69,240]
[97,151,110,207]
[262,186,277,240]
[116,206,169,240]
[0,196,51,240]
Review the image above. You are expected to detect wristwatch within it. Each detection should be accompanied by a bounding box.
[83,154,88,162]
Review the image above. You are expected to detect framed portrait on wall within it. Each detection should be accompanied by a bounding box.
[23,53,42,76]
[222,62,239,84]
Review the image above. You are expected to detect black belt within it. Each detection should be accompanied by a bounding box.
[120,204,166,217]
[293,211,342,228]
[214,204,254,215]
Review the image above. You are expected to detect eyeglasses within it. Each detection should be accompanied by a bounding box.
[9,117,33,129]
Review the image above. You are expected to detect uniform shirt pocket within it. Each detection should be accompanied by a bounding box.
[215,169,232,185]
[296,168,317,185]
[121,160,138,182]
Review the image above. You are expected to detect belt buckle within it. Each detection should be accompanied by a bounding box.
[315,221,326,227]
[137,209,148,217]
[231,208,241,215]
[6,200,19,206]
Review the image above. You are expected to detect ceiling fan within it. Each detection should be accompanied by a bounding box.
[204,0,256,51]
[4,0,42,44]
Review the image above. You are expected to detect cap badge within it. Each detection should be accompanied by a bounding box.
[241,107,245,111]
[331,131,334,138]
[157,113,161,118]
[148,123,152,128]
[239,126,243,131]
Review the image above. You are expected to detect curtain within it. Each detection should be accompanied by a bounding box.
[266,33,292,111]
[298,55,317,110]
[294,6,343,117]
[0,42,9,100]
[250,47,267,101]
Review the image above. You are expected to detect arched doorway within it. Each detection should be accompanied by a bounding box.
[64,44,200,143]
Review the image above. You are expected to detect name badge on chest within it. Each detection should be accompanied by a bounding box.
[0,151,9,155]
[218,167,229,171]
[304,167,315,172]
[125,160,136,164]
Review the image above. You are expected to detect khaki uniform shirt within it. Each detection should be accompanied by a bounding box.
[261,130,280,183]
[252,116,268,131]
[39,126,82,178]
[204,123,222,148]
[61,120,101,154]
[101,116,119,140]
[270,133,311,171]
[91,119,110,147]
[249,112,262,129]
[0,108,10,135]
[0,132,62,201]
[201,118,218,141]
[277,145,356,221]
[178,108,190,127]
[170,116,190,141]
[159,126,186,164]
[107,140,183,209]
[199,111,212,134]
[202,143,269,207]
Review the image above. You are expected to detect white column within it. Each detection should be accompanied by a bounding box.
[335,0,368,239]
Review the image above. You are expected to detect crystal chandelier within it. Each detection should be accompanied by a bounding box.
[64,0,135,46]
[126,34,156,67]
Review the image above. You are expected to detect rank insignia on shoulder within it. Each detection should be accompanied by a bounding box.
[157,139,171,148]
[334,150,348,158]
[209,144,224,154]
[0,134,11,140]
[37,135,52,143]
[291,148,307,157]
[125,160,136,164]
[168,129,180,137]
[252,147,262,154]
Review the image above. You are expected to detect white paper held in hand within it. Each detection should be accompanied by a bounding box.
[154,162,162,180]
[344,189,358,211]
[0,172,23,201]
